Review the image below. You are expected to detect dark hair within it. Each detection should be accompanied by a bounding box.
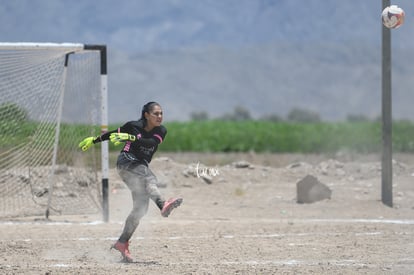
[140,101,161,126]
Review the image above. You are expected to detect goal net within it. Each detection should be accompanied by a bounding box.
[0,43,109,219]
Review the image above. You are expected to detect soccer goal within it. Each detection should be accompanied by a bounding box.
[0,43,109,221]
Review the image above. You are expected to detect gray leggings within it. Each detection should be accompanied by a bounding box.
[116,152,165,242]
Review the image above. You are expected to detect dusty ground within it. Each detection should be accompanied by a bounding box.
[0,152,414,274]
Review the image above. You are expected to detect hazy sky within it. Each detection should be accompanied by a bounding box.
[1,0,412,54]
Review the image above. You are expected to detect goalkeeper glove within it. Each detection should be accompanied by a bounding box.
[79,136,97,151]
[109,133,137,146]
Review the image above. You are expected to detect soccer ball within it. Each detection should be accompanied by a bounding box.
[382,5,405,29]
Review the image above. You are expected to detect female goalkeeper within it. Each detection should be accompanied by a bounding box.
[79,101,182,263]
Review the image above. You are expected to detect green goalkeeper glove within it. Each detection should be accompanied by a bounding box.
[109,133,136,146]
[79,136,96,151]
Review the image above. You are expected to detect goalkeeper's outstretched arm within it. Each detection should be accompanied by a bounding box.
[79,125,161,151]
[78,129,117,151]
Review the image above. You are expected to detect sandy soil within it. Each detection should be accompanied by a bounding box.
[0,153,413,274]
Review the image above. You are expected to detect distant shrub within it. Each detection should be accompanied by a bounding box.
[220,105,252,121]
[190,111,209,121]
[287,108,320,123]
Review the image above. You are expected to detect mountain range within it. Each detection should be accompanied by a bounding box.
[1,0,413,122]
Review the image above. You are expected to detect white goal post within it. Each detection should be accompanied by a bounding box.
[0,43,109,221]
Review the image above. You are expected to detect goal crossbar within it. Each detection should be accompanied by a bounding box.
[0,42,84,51]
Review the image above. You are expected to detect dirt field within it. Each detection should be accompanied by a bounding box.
[1,153,414,274]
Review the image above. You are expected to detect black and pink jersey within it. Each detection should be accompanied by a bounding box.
[99,119,167,164]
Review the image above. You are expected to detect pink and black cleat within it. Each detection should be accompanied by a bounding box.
[111,241,133,263]
[161,198,183,217]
